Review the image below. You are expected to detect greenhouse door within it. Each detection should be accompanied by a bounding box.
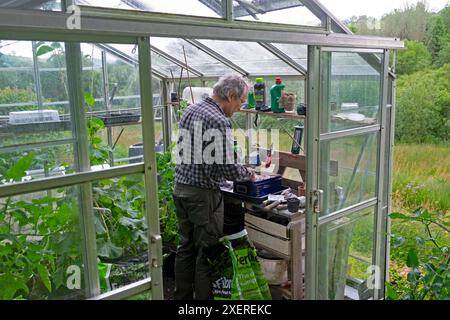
[305,46,391,300]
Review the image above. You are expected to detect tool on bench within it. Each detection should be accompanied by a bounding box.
[265,142,273,168]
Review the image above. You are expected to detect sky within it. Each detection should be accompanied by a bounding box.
[319,0,449,20]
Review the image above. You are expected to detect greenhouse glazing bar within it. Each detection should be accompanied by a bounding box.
[319,125,381,141]
[89,278,151,300]
[65,40,100,297]
[0,164,145,198]
[374,49,390,300]
[305,45,320,300]
[31,41,44,110]
[138,36,164,300]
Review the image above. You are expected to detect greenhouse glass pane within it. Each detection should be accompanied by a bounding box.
[0,186,86,300]
[0,40,73,148]
[319,133,378,216]
[151,51,182,79]
[320,51,383,133]
[272,43,308,70]
[0,144,75,183]
[80,44,145,168]
[77,0,225,18]
[0,170,162,298]
[0,41,36,109]
[196,40,299,75]
[233,0,321,26]
[94,174,150,293]
[317,207,375,300]
[150,38,234,77]
[36,41,69,112]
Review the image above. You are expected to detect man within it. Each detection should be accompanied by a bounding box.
[173,74,255,300]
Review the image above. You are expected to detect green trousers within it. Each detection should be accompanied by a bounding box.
[172,183,224,300]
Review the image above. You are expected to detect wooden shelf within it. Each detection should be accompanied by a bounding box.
[238,108,305,120]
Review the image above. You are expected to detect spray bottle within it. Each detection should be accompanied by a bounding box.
[270,77,285,113]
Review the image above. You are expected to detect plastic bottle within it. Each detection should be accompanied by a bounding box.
[247,90,256,109]
[254,78,266,111]
[270,77,285,113]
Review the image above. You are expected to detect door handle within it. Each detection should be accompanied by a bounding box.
[312,189,324,214]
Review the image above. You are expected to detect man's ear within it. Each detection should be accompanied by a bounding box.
[227,93,235,102]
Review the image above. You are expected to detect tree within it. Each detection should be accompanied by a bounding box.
[426,15,449,65]
[395,63,450,143]
[436,40,450,66]
[439,5,450,34]
[396,40,431,75]
[381,2,431,41]
[344,15,379,35]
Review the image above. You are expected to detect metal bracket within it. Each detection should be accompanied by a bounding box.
[311,189,323,214]
[150,234,163,268]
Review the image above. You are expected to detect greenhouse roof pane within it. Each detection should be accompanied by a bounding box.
[272,43,308,70]
[233,0,321,27]
[151,51,182,78]
[196,40,300,76]
[105,43,171,78]
[77,0,224,18]
[150,38,234,77]
[0,0,61,11]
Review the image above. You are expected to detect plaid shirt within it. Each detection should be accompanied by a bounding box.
[175,97,252,189]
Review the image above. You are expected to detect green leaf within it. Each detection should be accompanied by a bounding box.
[97,239,123,259]
[84,92,95,108]
[119,217,141,228]
[407,269,420,285]
[406,249,419,268]
[5,153,34,181]
[36,264,52,293]
[393,236,406,248]
[0,274,29,299]
[385,283,398,300]
[93,212,107,235]
[36,45,55,56]
[50,42,61,49]
[89,117,105,129]
[416,236,425,246]
[389,212,409,220]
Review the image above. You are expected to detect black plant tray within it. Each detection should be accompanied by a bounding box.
[96,112,140,125]
[221,186,288,204]
[0,120,71,134]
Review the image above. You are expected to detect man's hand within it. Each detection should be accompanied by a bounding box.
[249,170,256,182]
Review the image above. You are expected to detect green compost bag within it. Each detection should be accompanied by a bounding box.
[208,235,271,300]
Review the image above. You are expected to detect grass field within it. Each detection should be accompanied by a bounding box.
[392,144,450,212]
[389,143,450,269]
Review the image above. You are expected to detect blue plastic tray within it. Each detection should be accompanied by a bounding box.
[233,175,283,198]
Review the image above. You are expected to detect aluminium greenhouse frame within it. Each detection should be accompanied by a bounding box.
[0,0,402,300]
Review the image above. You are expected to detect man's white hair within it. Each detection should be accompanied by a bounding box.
[213,74,250,100]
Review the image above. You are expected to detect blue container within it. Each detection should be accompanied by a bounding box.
[233,175,283,197]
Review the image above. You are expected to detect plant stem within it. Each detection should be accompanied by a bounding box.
[425,223,441,250]
[430,220,450,234]
[5,197,12,232]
